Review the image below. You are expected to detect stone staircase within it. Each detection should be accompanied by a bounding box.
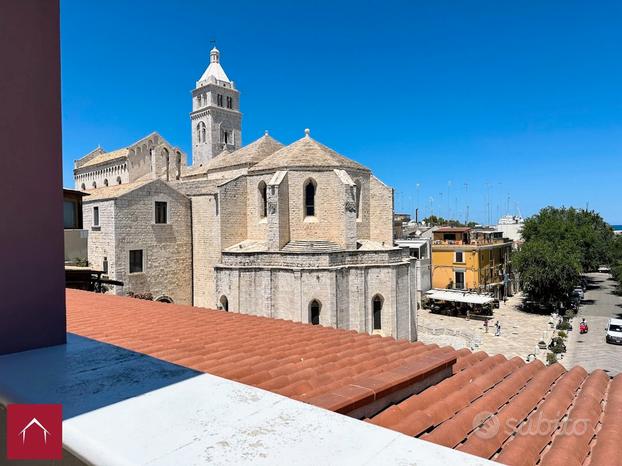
[281,240,342,253]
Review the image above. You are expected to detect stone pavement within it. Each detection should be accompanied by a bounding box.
[563,272,622,376]
[417,293,556,363]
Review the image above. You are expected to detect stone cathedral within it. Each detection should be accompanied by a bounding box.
[74,48,418,341]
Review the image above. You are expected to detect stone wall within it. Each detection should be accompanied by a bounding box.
[190,82,242,166]
[83,198,116,281]
[127,135,158,182]
[369,175,394,245]
[75,161,129,190]
[349,171,371,240]
[245,173,272,241]
[220,248,409,268]
[75,135,186,190]
[191,194,221,308]
[214,258,417,341]
[111,181,192,304]
[206,166,248,181]
[285,170,347,247]
[219,176,248,249]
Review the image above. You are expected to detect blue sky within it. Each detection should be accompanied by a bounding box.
[60,0,622,224]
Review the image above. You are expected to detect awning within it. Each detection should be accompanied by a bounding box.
[424,289,494,305]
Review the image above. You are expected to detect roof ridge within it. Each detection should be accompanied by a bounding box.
[250,134,368,173]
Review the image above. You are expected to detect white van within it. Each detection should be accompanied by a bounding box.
[605,318,622,345]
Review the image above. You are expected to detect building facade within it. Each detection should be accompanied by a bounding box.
[74,48,418,341]
[395,238,433,303]
[431,227,514,298]
[74,133,187,191]
[81,180,192,305]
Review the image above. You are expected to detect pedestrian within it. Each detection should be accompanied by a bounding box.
[484,319,489,333]
[466,309,470,321]
[495,320,501,337]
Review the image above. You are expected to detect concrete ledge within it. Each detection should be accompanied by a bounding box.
[62,373,494,466]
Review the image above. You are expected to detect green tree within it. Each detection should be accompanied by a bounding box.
[520,207,614,272]
[422,216,477,228]
[514,239,581,307]
[514,206,617,308]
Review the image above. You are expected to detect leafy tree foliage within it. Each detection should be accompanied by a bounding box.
[612,235,622,287]
[514,239,581,307]
[422,215,477,228]
[514,207,616,307]
[520,207,615,272]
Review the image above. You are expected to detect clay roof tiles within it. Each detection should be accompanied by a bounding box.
[66,290,620,466]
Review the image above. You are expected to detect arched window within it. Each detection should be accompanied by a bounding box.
[103,178,109,187]
[258,181,267,218]
[92,181,97,189]
[355,180,362,219]
[197,122,206,143]
[116,176,122,185]
[176,152,182,180]
[309,300,321,325]
[372,294,384,330]
[304,179,316,217]
[81,183,86,190]
[219,295,229,312]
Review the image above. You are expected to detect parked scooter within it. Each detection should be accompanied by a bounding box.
[579,319,589,334]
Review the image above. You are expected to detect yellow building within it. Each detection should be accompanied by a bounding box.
[431,227,513,298]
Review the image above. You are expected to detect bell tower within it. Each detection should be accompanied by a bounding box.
[190,47,242,166]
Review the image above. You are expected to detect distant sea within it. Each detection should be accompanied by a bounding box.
[613,225,622,232]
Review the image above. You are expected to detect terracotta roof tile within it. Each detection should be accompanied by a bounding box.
[66,290,618,465]
[67,290,457,418]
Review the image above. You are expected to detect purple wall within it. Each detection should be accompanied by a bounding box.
[0,0,66,354]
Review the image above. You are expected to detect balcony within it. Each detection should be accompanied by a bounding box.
[64,229,88,264]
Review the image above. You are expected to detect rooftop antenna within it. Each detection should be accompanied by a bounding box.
[210,39,217,48]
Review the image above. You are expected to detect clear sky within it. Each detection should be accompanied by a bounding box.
[60,0,622,224]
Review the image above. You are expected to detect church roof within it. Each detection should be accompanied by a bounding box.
[198,47,230,84]
[204,133,284,172]
[79,148,129,169]
[76,132,182,172]
[80,179,168,202]
[170,179,221,196]
[249,131,369,173]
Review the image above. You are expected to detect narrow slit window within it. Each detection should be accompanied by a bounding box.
[304,180,316,217]
[373,295,383,330]
[310,300,321,325]
[93,206,100,226]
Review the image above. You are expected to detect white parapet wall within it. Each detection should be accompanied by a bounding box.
[63,373,495,466]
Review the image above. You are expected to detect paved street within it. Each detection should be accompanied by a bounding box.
[417,293,556,363]
[563,272,622,375]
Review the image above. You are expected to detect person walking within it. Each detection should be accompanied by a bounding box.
[484,319,489,333]
[495,320,501,337]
